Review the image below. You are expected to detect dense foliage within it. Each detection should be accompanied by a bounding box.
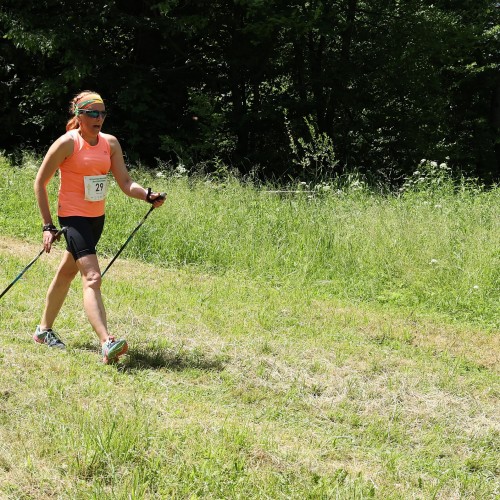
[1,1,498,182]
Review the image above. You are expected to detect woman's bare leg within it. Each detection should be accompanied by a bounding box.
[40,250,78,329]
[75,254,109,344]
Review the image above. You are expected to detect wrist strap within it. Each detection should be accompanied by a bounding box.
[43,223,57,232]
[146,188,166,204]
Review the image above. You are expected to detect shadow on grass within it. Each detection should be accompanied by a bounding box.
[121,347,228,372]
[71,340,228,372]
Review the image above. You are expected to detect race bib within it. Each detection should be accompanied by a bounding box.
[84,175,108,202]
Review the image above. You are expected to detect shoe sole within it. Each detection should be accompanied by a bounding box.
[103,341,128,364]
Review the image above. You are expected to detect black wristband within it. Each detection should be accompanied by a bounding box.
[146,187,154,203]
[43,223,57,232]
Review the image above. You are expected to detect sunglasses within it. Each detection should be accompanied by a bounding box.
[78,109,107,118]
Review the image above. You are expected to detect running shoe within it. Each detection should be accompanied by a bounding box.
[33,326,66,349]
[102,336,128,364]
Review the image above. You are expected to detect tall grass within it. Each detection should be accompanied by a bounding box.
[0,153,498,327]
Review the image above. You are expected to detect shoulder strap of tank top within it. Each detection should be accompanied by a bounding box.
[66,129,80,156]
[98,132,111,156]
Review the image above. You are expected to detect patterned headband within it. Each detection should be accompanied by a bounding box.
[74,94,104,115]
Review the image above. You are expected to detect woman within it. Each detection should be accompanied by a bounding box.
[34,90,165,363]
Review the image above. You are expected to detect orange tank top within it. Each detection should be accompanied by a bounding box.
[57,129,111,217]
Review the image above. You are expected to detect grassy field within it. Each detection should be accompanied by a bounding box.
[0,154,498,498]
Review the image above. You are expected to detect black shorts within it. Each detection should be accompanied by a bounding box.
[58,215,105,261]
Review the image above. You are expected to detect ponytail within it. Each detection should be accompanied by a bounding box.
[66,116,79,131]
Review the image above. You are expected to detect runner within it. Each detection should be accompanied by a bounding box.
[33,90,165,363]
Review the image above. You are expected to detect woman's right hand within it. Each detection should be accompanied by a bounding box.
[43,229,58,253]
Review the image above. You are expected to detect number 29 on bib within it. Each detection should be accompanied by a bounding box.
[84,175,109,202]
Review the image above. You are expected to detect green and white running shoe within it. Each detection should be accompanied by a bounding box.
[102,336,128,364]
[33,326,66,349]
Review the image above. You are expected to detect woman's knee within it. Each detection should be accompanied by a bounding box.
[57,272,78,287]
[82,269,102,290]
[76,255,102,290]
[56,262,79,282]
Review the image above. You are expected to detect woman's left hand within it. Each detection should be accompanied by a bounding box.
[146,189,166,208]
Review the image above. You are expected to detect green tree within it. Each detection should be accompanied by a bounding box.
[0,0,191,164]
[1,0,498,182]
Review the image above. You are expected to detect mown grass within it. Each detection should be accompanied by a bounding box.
[0,153,498,498]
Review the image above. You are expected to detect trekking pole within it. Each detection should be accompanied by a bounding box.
[101,194,166,278]
[0,227,68,300]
